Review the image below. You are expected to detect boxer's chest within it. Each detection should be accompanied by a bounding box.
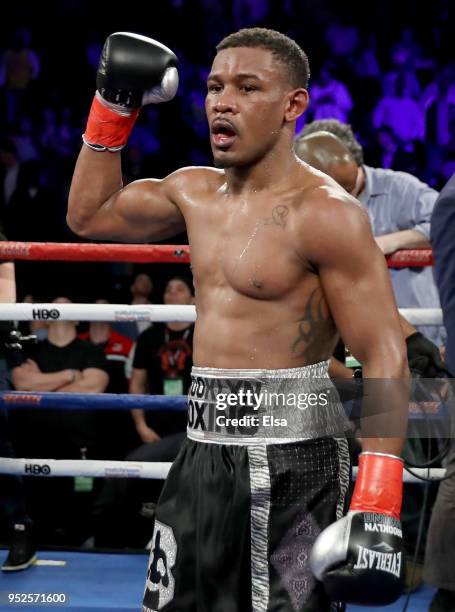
[187,199,304,299]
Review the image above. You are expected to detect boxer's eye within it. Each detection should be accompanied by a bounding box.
[208,84,222,93]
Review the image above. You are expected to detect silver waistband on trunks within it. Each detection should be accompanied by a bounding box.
[187,361,350,445]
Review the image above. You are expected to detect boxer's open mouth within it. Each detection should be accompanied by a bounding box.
[211,119,238,148]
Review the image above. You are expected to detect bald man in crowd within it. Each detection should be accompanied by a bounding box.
[295,127,445,352]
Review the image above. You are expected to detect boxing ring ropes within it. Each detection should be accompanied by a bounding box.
[0,241,447,484]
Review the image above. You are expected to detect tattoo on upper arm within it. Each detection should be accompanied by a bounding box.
[263,205,289,228]
[291,287,334,362]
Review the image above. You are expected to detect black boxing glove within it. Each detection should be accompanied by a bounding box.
[310,452,405,606]
[83,32,178,151]
[406,332,449,377]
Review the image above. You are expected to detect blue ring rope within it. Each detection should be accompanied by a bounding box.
[0,391,187,411]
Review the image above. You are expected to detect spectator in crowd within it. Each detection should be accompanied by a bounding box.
[0,234,35,571]
[307,61,353,123]
[10,297,109,544]
[130,272,153,305]
[0,28,40,124]
[113,272,155,341]
[80,299,133,394]
[373,75,425,145]
[79,299,137,459]
[351,34,380,80]
[295,123,445,346]
[129,272,154,339]
[130,276,194,443]
[421,65,455,148]
[425,173,455,611]
[383,47,421,101]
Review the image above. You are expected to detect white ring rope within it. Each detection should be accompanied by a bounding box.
[399,308,443,327]
[0,303,443,325]
[0,457,446,483]
[0,457,171,479]
[0,303,196,322]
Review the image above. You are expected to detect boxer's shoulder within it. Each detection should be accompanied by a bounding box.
[164,166,224,189]
[286,165,371,260]
[293,167,367,227]
[160,166,225,202]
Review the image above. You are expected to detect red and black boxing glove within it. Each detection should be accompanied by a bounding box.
[84,32,178,152]
[310,452,405,606]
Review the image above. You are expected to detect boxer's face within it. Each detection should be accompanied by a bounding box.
[206,47,303,168]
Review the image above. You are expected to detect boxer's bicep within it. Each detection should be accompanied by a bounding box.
[68,147,187,242]
[74,177,185,243]
[102,177,186,242]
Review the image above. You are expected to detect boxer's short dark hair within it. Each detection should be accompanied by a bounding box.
[217,28,310,89]
[300,119,364,165]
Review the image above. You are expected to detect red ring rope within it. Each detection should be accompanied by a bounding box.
[385,249,433,268]
[0,242,190,263]
[0,242,432,267]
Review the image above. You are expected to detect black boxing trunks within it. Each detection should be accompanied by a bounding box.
[142,362,350,612]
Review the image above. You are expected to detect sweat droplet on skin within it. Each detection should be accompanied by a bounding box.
[239,224,259,259]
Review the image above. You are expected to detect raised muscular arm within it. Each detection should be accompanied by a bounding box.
[67,147,186,242]
[67,32,185,243]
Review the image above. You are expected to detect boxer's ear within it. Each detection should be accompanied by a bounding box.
[284,88,309,123]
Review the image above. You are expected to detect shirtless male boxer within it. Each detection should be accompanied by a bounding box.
[68,29,409,612]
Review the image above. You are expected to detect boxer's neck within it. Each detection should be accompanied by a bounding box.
[225,139,298,196]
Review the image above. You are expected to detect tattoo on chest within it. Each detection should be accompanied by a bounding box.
[263,205,289,228]
[291,287,333,362]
